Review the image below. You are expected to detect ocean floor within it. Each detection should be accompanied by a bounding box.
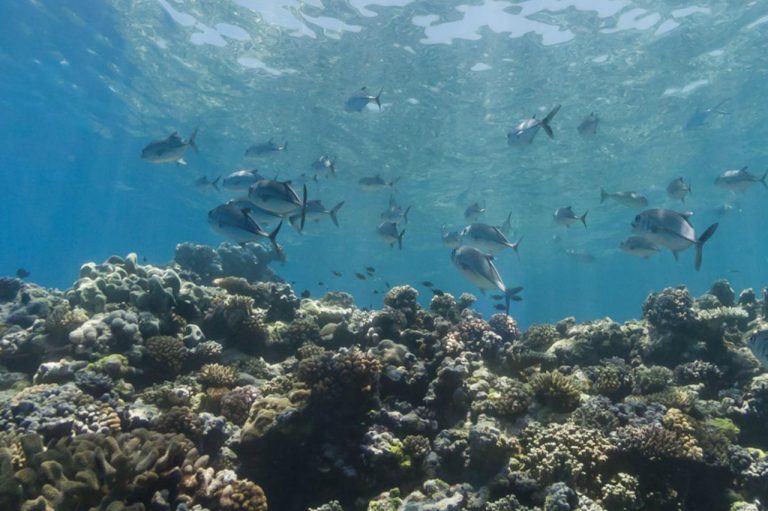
[0,241,767,511]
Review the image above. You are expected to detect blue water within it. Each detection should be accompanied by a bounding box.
[2,0,768,328]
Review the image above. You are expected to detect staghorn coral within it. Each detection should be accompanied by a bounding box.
[613,422,703,463]
[198,363,240,388]
[601,472,641,511]
[528,370,582,412]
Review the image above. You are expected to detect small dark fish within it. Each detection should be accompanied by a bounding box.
[577,112,599,136]
[332,271,342,277]
[143,256,147,262]
[355,272,367,280]
[684,99,730,130]
[16,268,30,279]
[431,288,445,296]
[373,290,379,294]
[318,282,325,286]
[301,289,311,298]
[494,304,507,311]
[491,294,504,301]
[365,266,376,273]
[421,281,434,288]
[385,281,391,287]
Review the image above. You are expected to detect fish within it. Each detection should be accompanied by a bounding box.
[354,272,367,280]
[554,207,588,228]
[577,112,599,136]
[377,221,405,249]
[464,202,485,222]
[345,86,382,112]
[194,175,220,192]
[332,271,342,277]
[365,266,376,273]
[421,281,434,288]
[141,128,198,164]
[564,249,597,264]
[494,304,507,311]
[248,180,308,230]
[318,281,325,286]
[490,294,504,301]
[499,211,513,235]
[599,189,648,208]
[431,289,445,296]
[620,236,661,259]
[289,200,344,230]
[226,198,282,226]
[631,209,718,271]
[385,281,391,287]
[715,166,767,193]
[16,268,30,279]
[311,155,336,177]
[380,196,411,223]
[373,290,379,294]
[300,289,311,299]
[684,99,730,130]
[441,225,462,248]
[208,203,282,253]
[245,138,287,157]
[716,203,740,217]
[359,175,400,191]
[507,105,561,147]
[747,330,768,366]
[451,245,522,314]
[666,177,691,203]
[222,169,266,192]
[461,223,523,255]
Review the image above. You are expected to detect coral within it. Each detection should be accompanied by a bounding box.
[430,293,460,322]
[145,335,188,375]
[613,422,703,462]
[217,478,268,511]
[601,472,641,511]
[630,365,673,395]
[528,370,582,412]
[220,386,260,426]
[591,363,631,400]
[174,242,224,282]
[43,304,88,344]
[384,285,419,312]
[74,370,115,396]
[642,286,695,332]
[710,279,736,307]
[0,277,22,301]
[524,323,560,351]
[198,363,240,388]
[570,396,620,433]
[488,313,521,342]
[443,318,503,359]
[471,376,531,419]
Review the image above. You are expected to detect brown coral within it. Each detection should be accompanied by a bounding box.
[145,335,187,375]
[528,370,582,411]
[198,363,240,388]
[217,479,268,511]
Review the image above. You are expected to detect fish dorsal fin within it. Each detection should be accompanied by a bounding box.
[680,211,694,219]
[240,208,251,215]
[740,166,748,172]
[361,86,367,91]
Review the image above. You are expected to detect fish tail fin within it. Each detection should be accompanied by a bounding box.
[268,220,283,252]
[505,211,512,224]
[212,176,220,192]
[300,184,308,232]
[389,176,401,188]
[403,206,411,224]
[694,223,719,271]
[504,286,524,314]
[375,88,382,110]
[761,170,768,189]
[713,98,731,114]
[330,201,345,227]
[541,104,561,139]
[581,211,588,228]
[330,159,337,177]
[188,127,198,153]
[600,188,608,204]
[283,141,288,151]
[397,229,405,250]
[512,236,523,260]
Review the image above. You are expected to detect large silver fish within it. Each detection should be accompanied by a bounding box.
[619,236,660,259]
[460,223,522,255]
[289,200,344,229]
[222,169,266,192]
[577,112,599,136]
[631,209,718,270]
[226,198,282,226]
[666,177,691,203]
[507,105,561,147]
[377,221,405,249]
[464,202,485,222]
[141,128,198,164]
[554,207,588,228]
[715,166,767,193]
[380,196,411,224]
[208,203,282,252]
[245,138,287,157]
[345,86,382,112]
[600,189,648,208]
[747,330,768,366]
[248,180,308,230]
[683,99,730,130]
[359,175,399,191]
[451,246,522,314]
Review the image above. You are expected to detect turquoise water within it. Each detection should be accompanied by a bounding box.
[2,0,768,328]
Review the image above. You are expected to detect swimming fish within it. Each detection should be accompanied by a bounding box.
[141,128,198,164]
[365,266,376,273]
[450,245,522,314]
[194,175,220,192]
[345,86,382,112]
[248,180,308,230]
[554,207,588,228]
[493,304,507,311]
[666,177,691,203]
[441,225,462,248]
[631,209,718,271]
[245,139,287,157]
[715,166,767,193]
[747,330,768,366]
[301,289,311,299]
[683,99,730,130]
[332,271,342,277]
[421,281,434,288]
[355,272,367,280]
[464,202,485,222]
[311,155,336,177]
[619,236,661,259]
[16,268,30,279]
[460,223,522,255]
[208,203,282,252]
[380,196,411,223]
[289,200,344,229]
[359,175,400,191]
[507,105,561,147]
[564,249,597,264]
[490,294,504,301]
[577,112,599,136]
[600,189,648,208]
[377,221,405,249]
[222,169,266,192]
[226,198,282,226]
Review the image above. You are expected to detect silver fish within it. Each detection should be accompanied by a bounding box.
[747,330,768,366]
[564,249,596,264]
[380,196,411,224]
[620,236,660,259]
[194,175,220,192]
[289,200,344,229]
[461,223,522,255]
[359,175,400,191]
[600,189,648,208]
[377,221,405,249]
[507,105,561,147]
[226,198,282,226]
[245,138,287,157]
[345,86,382,112]
[684,99,730,130]
[311,155,336,177]
[666,177,691,203]
[715,166,767,193]
[577,112,599,136]
[222,169,266,192]
[248,180,308,230]
[208,203,282,251]
[631,209,718,270]
[464,202,485,222]
[441,225,461,248]
[141,128,198,164]
[554,207,588,228]
[450,245,522,314]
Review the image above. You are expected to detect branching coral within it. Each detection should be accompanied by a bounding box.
[528,370,582,412]
[145,335,188,375]
[198,363,240,388]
